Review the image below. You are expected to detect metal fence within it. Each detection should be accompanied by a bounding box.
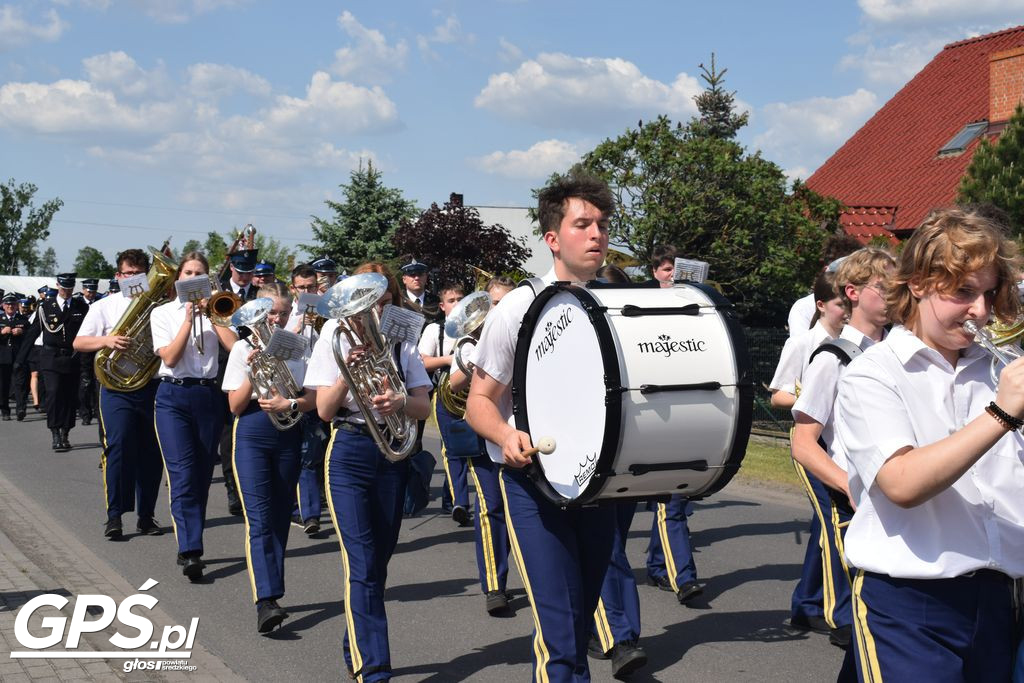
[742,326,792,437]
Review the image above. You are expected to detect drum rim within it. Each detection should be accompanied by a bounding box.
[512,282,622,506]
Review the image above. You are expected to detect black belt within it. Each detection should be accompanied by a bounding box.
[333,419,385,437]
[160,377,216,387]
[43,346,75,356]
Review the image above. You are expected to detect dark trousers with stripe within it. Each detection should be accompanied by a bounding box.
[232,405,301,603]
[792,461,851,629]
[99,382,161,523]
[594,501,641,652]
[434,395,470,509]
[154,381,223,556]
[850,569,1013,683]
[325,424,409,683]
[500,466,616,682]
[468,453,509,594]
[293,413,326,524]
[647,496,698,589]
[791,513,826,622]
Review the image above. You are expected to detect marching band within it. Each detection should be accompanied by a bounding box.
[6,176,1024,683]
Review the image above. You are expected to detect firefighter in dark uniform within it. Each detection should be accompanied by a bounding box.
[400,257,441,323]
[77,278,101,426]
[0,293,29,421]
[107,277,120,295]
[37,273,89,451]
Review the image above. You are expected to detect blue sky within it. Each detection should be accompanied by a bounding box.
[2,0,1023,272]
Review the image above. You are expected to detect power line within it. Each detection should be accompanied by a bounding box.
[63,198,313,221]
[51,218,308,243]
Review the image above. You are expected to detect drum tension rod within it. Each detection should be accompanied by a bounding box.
[639,381,722,394]
[621,304,701,317]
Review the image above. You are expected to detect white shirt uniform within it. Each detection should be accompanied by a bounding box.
[793,324,880,472]
[221,339,306,398]
[418,321,458,358]
[787,293,816,337]
[150,300,219,379]
[472,269,556,465]
[768,320,834,396]
[303,318,431,424]
[78,291,131,337]
[835,325,1024,579]
[406,290,425,308]
[286,300,319,354]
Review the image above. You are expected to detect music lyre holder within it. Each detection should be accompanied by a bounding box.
[265,329,307,362]
[380,304,425,347]
[119,273,150,299]
[175,276,214,354]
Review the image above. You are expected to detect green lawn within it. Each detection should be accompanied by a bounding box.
[734,439,802,493]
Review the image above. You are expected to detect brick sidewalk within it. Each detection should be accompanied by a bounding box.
[0,469,241,682]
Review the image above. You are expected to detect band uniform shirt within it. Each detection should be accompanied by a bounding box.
[303,318,431,424]
[472,268,556,465]
[417,322,458,358]
[221,339,306,399]
[150,299,219,379]
[787,293,816,338]
[77,291,131,338]
[287,300,319,353]
[835,325,1024,579]
[792,324,881,473]
[769,320,834,396]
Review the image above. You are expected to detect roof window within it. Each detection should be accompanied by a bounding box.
[938,121,988,155]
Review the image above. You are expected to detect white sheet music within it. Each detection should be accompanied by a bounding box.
[175,275,212,303]
[265,329,307,361]
[119,273,150,298]
[380,304,425,346]
[673,258,710,284]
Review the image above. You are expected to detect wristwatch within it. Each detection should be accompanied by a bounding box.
[289,399,299,413]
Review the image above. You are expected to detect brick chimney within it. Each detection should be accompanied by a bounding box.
[449,193,463,208]
[990,47,1024,123]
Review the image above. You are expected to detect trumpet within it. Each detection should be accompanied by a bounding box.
[232,298,303,431]
[963,319,1024,385]
[317,273,417,462]
[437,290,491,417]
[191,276,242,355]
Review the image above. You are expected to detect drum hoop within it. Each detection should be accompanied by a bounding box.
[512,282,623,506]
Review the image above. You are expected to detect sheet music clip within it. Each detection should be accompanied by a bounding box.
[119,273,150,299]
[298,292,322,310]
[380,304,425,346]
[673,258,710,284]
[175,275,212,303]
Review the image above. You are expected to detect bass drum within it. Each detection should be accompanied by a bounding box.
[510,281,752,506]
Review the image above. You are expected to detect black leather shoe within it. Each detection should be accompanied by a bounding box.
[136,518,163,536]
[51,429,62,451]
[181,556,204,581]
[645,574,673,592]
[256,599,288,633]
[485,590,510,616]
[829,625,852,649]
[303,518,320,535]
[789,614,832,635]
[610,640,647,679]
[58,428,71,451]
[226,485,243,516]
[452,505,471,526]
[104,517,122,540]
[587,635,610,660]
[16,411,25,421]
[677,581,704,605]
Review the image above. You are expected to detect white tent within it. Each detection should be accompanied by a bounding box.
[0,275,110,298]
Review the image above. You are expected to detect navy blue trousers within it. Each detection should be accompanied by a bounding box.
[292,412,326,523]
[99,382,161,523]
[434,395,470,509]
[594,501,641,652]
[647,496,698,589]
[501,467,616,683]
[325,425,409,683]
[232,405,301,603]
[467,453,509,594]
[154,381,223,556]
[791,513,826,622]
[851,570,1013,683]
[793,461,851,629]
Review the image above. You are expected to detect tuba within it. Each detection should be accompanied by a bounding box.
[964,319,1024,386]
[437,290,491,418]
[95,248,177,392]
[317,273,417,462]
[232,298,303,431]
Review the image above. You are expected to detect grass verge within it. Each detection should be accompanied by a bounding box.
[735,440,802,494]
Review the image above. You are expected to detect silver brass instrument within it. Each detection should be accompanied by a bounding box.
[437,290,491,417]
[232,298,303,431]
[963,319,1024,385]
[317,273,417,462]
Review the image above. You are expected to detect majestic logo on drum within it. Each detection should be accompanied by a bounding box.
[574,452,597,487]
[637,334,707,357]
[533,307,574,362]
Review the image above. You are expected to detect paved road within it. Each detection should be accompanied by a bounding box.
[0,410,845,681]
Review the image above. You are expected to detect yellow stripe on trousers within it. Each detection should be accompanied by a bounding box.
[433,394,457,503]
[152,409,181,547]
[593,598,614,653]
[851,569,883,683]
[791,458,838,628]
[467,459,499,592]
[98,391,110,513]
[230,416,259,603]
[499,470,551,683]
[655,502,681,593]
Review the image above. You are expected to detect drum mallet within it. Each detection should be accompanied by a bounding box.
[522,436,557,458]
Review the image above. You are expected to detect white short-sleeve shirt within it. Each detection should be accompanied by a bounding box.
[303,318,431,424]
[835,325,1024,579]
[78,291,131,338]
[787,293,816,337]
[472,269,556,464]
[221,338,306,398]
[418,321,458,358]
[150,300,219,379]
[769,321,834,395]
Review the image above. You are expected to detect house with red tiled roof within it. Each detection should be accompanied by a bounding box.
[807,25,1024,243]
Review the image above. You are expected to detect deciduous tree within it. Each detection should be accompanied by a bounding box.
[0,179,63,275]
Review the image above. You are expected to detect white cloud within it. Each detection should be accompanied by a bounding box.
[753,89,880,179]
[187,63,272,98]
[126,0,248,24]
[475,53,701,132]
[261,71,398,137]
[0,5,67,51]
[497,37,522,63]
[472,139,581,179]
[858,0,1024,25]
[417,14,473,58]
[331,11,408,84]
[83,51,171,97]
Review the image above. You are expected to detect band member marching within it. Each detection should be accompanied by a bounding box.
[73,249,166,540]
[305,262,431,681]
[151,252,237,581]
[0,292,29,422]
[465,174,619,681]
[223,283,317,633]
[37,273,89,452]
[78,278,101,426]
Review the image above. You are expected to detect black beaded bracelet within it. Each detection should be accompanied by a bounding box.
[987,401,1023,432]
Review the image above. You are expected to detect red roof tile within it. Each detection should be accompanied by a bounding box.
[806,25,1024,236]
[839,206,899,244]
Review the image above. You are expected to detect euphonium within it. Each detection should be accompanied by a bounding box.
[95,248,177,392]
[964,319,1024,386]
[317,273,417,462]
[231,298,303,431]
[437,290,491,418]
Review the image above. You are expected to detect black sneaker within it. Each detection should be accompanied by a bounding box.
[677,581,704,605]
[646,574,673,592]
[587,635,610,660]
[610,639,647,679]
[303,518,320,535]
[136,518,163,536]
[789,614,832,635]
[104,517,123,540]
[181,556,204,581]
[256,599,288,633]
[452,505,471,526]
[485,590,510,616]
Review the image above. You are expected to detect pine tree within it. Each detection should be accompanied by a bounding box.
[687,54,749,141]
[958,103,1024,233]
[304,160,418,272]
